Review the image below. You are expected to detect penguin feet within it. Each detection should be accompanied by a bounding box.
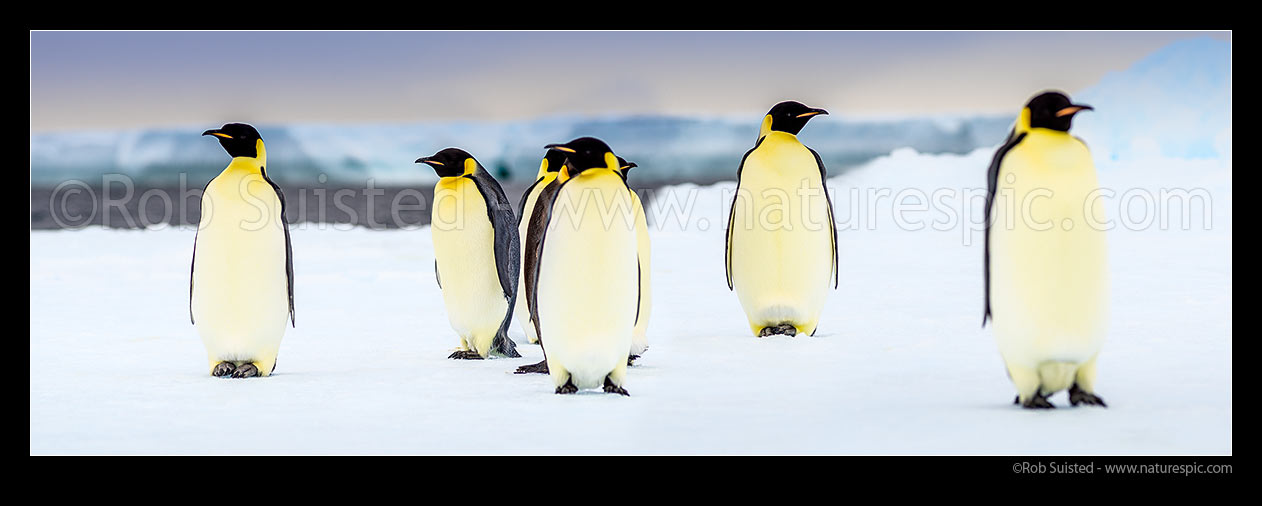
[758,323,798,337]
[231,363,259,379]
[603,377,630,396]
[627,355,640,366]
[514,360,549,374]
[1069,384,1108,407]
[555,380,578,395]
[448,350,484,360]
[1021,393,1055,409]
[211,362,236,377]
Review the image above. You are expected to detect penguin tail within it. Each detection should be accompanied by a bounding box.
[491,328,521,358]
[491,299,521,358]
[630,333,649,357]
[1037,361,1078,395]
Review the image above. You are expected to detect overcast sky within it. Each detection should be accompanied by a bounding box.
[29,31,1229,132]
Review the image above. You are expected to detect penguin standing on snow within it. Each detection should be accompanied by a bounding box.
[984,91,1109,409]
[512,148,568,346]
[192,123,294,378]
[618,157,651,362]
[514,146,572,375]
[514,154,649,376]
[528,137,638,395]
[417,148,521,359]
[725,101,838,337]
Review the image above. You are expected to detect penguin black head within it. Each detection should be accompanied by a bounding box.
[762,101,829,138]
[202,123,263,158]
[544,137,618,175]
[543,147,569,173]
[1025,91,1093,132]
[416,147,475,178]
[616,156,637,180]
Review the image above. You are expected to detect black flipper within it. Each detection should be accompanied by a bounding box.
[982,130,1026,327]
[515,177,565,374]
[466,164,521,358]
[808,147,839,289]
[524,177,565,346]
[634,259,642,326]
[725,138,762,291]
[434,260,441,289]
[189,176,217,325]
[260,167,295,328]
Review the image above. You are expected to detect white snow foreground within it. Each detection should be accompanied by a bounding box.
[29,148,1230,455]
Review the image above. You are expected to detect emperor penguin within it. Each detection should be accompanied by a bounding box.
[725,101,838,337]
[192,123,294,378]
[529,137,638,395]
[513,154,648,376]
[618,157,651,362]
[417,148,521,360]
[984,91,1109,409]
[511,148,569,345]
[514,146,577,375]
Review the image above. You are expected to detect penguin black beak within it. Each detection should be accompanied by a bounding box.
[415,157,443,166]
[1055,104,1094,117]
[545,143,577,153]
[623,162,638,170]
[202,129,232,139]
[796,108,829,118]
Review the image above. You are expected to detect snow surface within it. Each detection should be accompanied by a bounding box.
[29,149,1231,455]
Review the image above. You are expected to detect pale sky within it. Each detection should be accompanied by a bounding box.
[29,31,1230,132]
